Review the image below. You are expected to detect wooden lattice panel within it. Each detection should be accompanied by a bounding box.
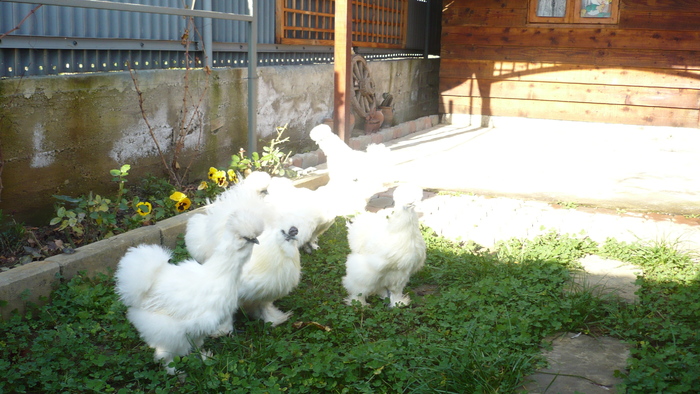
[276,0,407,48]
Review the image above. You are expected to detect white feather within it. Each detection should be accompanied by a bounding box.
[309,124,391,214]
[342,184,426,307]
[185,172,272,263]
[264,176,338,253]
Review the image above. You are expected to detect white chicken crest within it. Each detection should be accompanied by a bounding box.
[264,176,337,254]
[185,172,271,264]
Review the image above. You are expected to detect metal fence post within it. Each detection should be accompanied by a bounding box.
[202,0,212,68]
[247,0,258,157]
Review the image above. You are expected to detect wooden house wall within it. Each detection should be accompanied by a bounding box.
[439,0,700,128]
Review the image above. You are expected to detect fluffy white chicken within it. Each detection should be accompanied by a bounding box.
[309,124,390,214]
[185,171,271,263]
[114,188,265,375]
[212,221,301,332]
[342,184,426,307]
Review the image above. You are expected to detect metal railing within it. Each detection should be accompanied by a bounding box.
[1,0,261,154]
[0,0,433,78]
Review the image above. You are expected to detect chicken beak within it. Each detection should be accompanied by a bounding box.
[283,226,299,242]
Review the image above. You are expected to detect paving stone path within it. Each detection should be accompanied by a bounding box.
[366,187,700,393]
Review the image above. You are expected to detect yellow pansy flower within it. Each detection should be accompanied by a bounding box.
[208,167,219,180]
[214,170,228,188]
[227,169,238,184]
[175,198,191,212]
[135,201,152,216]
[169,191,192,212]
[170,191,187,201]
[197,181,209,190]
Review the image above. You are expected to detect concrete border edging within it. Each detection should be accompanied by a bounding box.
[0,114,440,320]
[0,208,202,320]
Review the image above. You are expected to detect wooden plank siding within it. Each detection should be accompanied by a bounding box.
[440,0,700,128]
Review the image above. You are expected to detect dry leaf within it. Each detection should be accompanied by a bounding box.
[292,321,331,332]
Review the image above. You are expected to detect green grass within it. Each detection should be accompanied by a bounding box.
[1,219,699,393]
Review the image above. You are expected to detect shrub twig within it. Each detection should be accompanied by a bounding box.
[0,4,43,40]
[127,65,179,186]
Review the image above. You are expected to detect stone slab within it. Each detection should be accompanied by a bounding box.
[0,260,61,320]
[575,255,641,303]
[46,225,161,280]
[521,332,630,394]
[293,171,329,191]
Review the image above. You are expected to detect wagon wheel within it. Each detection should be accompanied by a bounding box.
[351,55,377,119]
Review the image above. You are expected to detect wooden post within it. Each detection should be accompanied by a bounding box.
[334,0,352,143]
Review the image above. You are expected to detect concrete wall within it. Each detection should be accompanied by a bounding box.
[0,58,439,224]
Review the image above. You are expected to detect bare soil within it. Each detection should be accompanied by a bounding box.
[1,224,74,272]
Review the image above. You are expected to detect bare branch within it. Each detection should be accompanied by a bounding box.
[0,5,43,40]
[127,64,181,187]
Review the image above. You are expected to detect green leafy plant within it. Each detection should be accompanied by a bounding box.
[109,163,131,213]
[50,165,187,246]
[50,191,123,243]
[0,210,25,257]
[230,124,295,177]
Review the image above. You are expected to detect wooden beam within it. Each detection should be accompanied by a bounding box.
[439,78,700,110]
[439,96,700,128]
[439,60,700,90]
[334,0,353,143]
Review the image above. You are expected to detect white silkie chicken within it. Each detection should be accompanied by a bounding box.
[212,220,301,332]
[342,184,426,307]
[114,187,265,375]
[185,171,271,264]
[264,176,338,253]
[309,124,390,214]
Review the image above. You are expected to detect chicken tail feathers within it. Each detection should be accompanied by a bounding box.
[114,244,172,308]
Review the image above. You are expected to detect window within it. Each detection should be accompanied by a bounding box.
[529,0,619,24]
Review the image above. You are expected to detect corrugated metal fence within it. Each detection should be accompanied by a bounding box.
[0,0,434,78]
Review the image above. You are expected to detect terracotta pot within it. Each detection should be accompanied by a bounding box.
[323,113,355,132]
[379,106,394,127]
[364,110,384,134]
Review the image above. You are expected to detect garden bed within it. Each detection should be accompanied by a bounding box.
[0,115,440,319]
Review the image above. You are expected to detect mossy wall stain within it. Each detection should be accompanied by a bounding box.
[199,68,249,176]
[0,59,439,225]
